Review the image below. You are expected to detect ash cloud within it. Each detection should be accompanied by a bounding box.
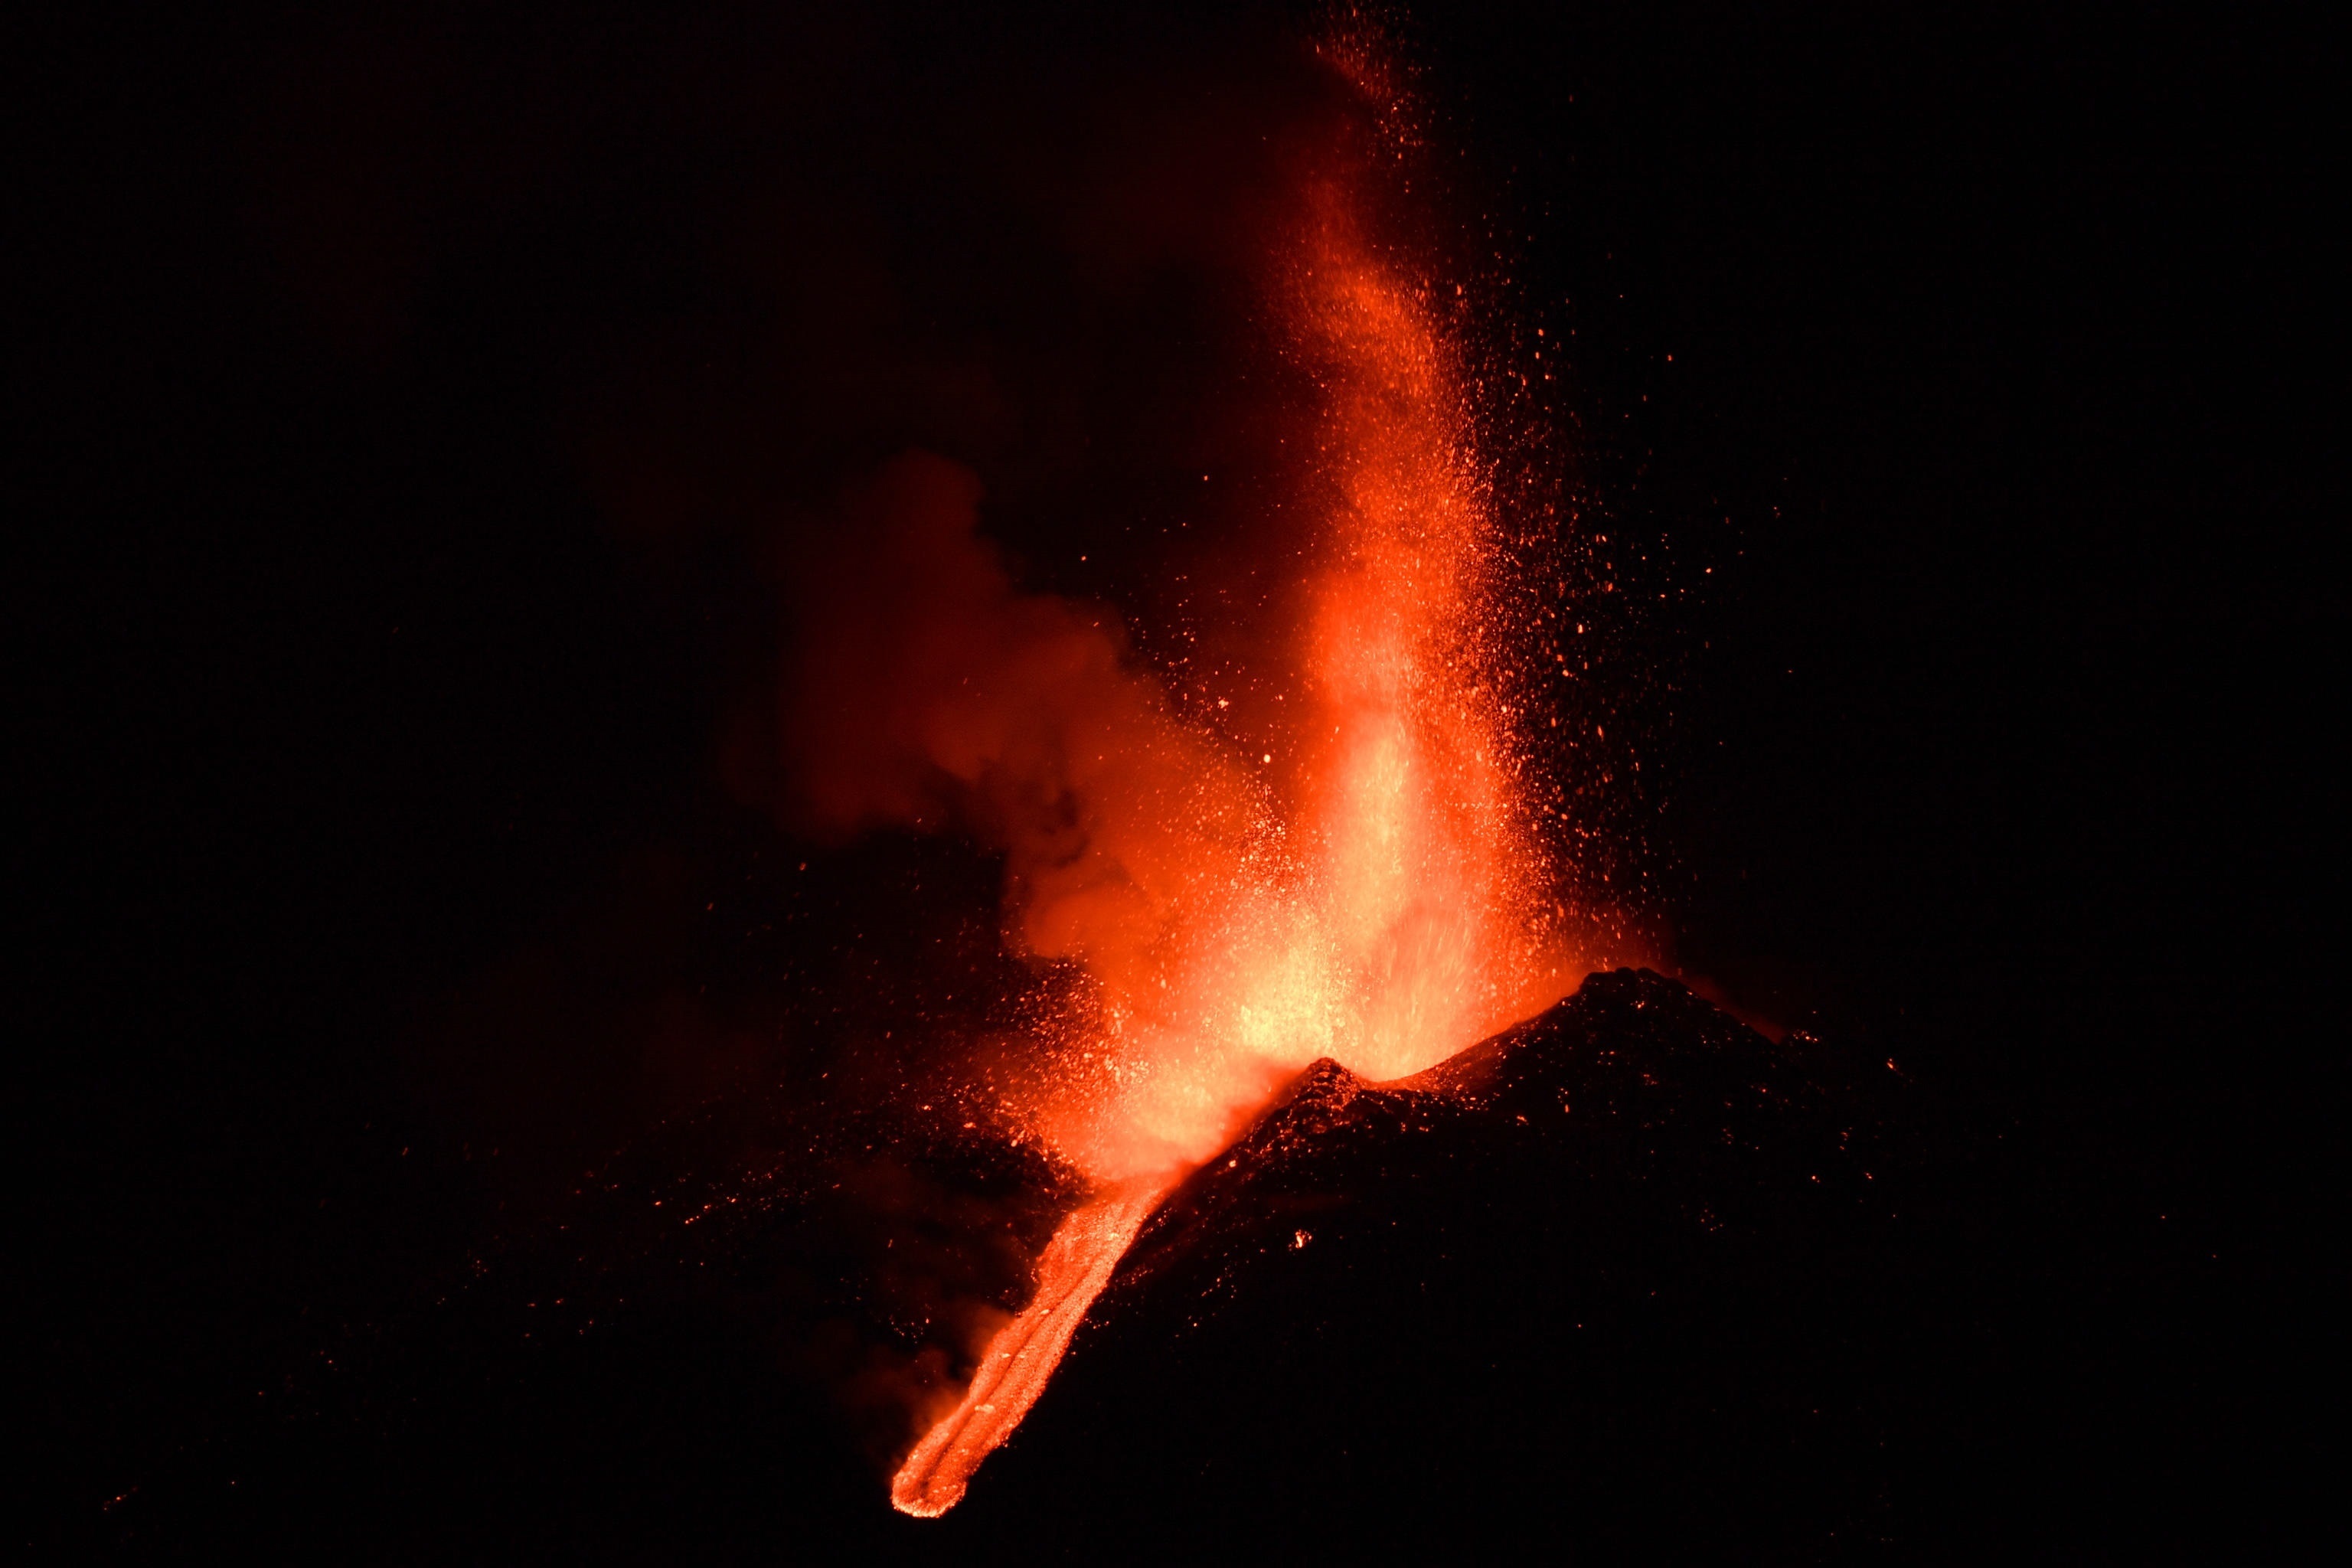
[782,450,1261,988]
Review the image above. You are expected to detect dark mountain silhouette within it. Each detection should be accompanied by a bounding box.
[953,969,1957,1557]
[70,970,2258,1561]
[950,965,2268,1560]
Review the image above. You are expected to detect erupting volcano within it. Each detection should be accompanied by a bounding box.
[34,0,2282,1556]
[815,40,1606,1518]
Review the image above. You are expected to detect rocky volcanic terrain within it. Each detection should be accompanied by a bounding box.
[949,969,1960,1559]
[87,972,2216,1561]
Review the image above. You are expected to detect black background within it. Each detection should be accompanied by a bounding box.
[19,1,2331,1557]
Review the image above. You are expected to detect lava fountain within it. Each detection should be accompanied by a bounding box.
[835,44,1589,1518]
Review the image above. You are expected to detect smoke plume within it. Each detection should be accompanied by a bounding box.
[783,450,1263,997]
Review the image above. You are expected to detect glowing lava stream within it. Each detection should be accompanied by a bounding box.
[888,47,1582,1518]
[889,1178,1172,1517]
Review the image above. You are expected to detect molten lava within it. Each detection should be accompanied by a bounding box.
[889,1177,1169,1517]
[873,48,1583,1517]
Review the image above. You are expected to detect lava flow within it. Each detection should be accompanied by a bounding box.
[845,47,1588,1519]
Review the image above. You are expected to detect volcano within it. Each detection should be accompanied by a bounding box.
[927,965,1952,1556]
[103,966,2053,1560]
[59,939,2269,1566]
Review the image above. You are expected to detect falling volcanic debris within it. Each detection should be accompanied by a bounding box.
[766,29,1621,1517]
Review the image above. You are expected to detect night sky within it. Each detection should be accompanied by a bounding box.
[21,2,2328,1557]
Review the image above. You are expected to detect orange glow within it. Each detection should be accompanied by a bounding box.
[883,61,1585,1516]
[889,1176,1174,1517]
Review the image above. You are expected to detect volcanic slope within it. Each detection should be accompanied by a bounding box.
[90,972,2166,1562]
[940,969,2007,1560]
